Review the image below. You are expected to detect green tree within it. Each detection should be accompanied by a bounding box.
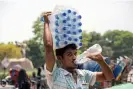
[103,30,133,58]
[26,39,44,68]
[26,17,45,68]
[32,17,44,43]
[89,31,102,43]
[0,43,22,61]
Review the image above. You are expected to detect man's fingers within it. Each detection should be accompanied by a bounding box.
[89,56,96,60]
[45,12,52,16]
[42,12,52,16]
[89,54,101,59]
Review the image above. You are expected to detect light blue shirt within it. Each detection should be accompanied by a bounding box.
[45,64,96,89]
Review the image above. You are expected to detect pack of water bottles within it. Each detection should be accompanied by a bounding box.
[41,5,82,49]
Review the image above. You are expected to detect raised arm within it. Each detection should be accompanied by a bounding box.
[43,12,56,72]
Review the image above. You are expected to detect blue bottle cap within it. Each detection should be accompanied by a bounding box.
[55,35,59,41]
[67,10,71,13]
[67,31,71,34]
[78,29,82,33]
[63,20,67,23]
[62,27,67,30]
[78,22,82,26]
[74,38,78,42]
[68,24,71,27]
[63,34,67,37]
[55,21,59,26]
[72,32,76,35]
[79,36,82,39]
[79,42,82,46]
[68,37,72,41]
[72,25,76,29]
[78,15,82,19]
[73,11,77,15]
[73,18,76,22]
[55,15,59,19]
[62,13,67,16]
[55,29,59,33]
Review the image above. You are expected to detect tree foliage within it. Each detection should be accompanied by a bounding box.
[26,17,44,68]
[0,43,22,61]
[103,30,133,58]
[26,39,44,68]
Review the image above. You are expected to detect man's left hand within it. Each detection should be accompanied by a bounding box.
[87,54,104,63]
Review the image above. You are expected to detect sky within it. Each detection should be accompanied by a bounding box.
[0,0,133,43]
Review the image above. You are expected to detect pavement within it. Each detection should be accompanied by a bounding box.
[106,83,133,89]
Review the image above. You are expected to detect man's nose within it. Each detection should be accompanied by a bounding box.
[73,55,76,60]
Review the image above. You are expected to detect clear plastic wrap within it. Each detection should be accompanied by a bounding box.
[41,5,83,49]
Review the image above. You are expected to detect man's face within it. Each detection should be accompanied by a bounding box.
[60,48,77,70]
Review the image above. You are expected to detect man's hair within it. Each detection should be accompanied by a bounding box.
[55,44,77,57]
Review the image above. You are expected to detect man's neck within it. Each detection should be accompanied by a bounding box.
[62,67,76,73]
[61,67,78,83]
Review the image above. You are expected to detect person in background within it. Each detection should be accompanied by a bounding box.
[36,67,41,89]
[17,69,30,89]
[9,68,19,86]
[36,67,50,89]
[9,65,22,87]
[31,72,37,89]
[40,65,50,89]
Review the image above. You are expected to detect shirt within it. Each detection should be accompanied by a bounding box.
[45,64,96,89]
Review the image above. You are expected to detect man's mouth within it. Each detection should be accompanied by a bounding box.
[72,61,77,66]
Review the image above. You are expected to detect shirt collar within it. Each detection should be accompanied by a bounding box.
[59,68,70,75]
[59,68,84,76]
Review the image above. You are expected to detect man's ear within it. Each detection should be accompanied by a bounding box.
[57,56,62,60]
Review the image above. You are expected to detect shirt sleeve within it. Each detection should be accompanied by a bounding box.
[44,63,57,89]
[89,71,96,86]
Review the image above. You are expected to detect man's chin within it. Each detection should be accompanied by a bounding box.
[67,66,77,69]
[71,65,77,69]
[67,67,77,72]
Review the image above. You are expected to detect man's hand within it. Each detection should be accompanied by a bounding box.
[87,54,104,63]
[87,54,114,82]
[42,12,52,23]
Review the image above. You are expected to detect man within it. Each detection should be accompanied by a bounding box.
[43,12,114,89]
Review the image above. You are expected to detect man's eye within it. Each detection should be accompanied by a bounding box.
[67,53,72,56]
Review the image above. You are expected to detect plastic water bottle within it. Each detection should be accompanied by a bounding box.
[75,44,102,64]
[86,44,102,56]
[75,51,91,64]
